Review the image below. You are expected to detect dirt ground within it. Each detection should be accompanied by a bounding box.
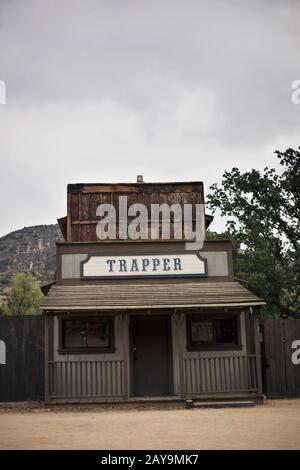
[0,399,299,450]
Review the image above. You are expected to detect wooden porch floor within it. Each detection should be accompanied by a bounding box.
[45,392,264,406]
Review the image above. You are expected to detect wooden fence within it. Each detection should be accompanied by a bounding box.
[264,319,300,398]
[0,315,44,401]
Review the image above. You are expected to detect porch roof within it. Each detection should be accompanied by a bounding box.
[41,281,265,311]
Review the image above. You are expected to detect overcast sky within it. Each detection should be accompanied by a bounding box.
[0,0,299,237]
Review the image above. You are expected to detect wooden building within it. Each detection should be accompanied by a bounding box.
[41,181,265,404]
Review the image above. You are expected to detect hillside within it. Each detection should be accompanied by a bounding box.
[0,224,62,302]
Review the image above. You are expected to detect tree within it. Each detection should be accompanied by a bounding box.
[207,146,300,319]
[6,273,44,315]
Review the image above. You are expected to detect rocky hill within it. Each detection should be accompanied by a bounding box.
[0,224,62,302]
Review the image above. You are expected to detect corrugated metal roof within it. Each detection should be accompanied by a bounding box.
[41,281,265,311]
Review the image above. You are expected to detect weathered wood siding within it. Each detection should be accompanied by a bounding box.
[56,240,234,282]
[183,355,258,394]
[46,311,261,401]
[60,251,229,279]
[67,182,205,242]
[171,312,256,396]
[46,314,130,400]
[264,319,300,398]
[0,316,44,401]
[49,360,124,398]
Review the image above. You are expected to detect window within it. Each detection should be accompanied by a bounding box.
[59,317,114,353]
[187,314,241,351]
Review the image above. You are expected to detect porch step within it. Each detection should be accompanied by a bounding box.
[186,399,255,409]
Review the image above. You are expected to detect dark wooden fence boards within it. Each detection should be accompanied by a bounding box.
[0,316,44,401]
[264,319,300,398]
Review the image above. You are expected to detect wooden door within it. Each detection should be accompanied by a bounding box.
[132,315,172,396]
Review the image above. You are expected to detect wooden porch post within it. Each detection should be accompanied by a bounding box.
[44,314,49,402]
[172,312,186,398]
[254,314,263,394]
[118,313,130,399]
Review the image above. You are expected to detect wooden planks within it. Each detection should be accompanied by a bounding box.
[41,281,265,311]
[66,182,205,242]
[0,316,44,401]
[48,360,124,398]
[264,319,300,398]
[183,355,258,394]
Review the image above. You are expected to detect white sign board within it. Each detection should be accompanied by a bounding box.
[81,253,207,279]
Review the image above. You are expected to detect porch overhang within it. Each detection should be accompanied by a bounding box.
[41,281,266,312]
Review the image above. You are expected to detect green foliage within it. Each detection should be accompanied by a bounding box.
[207,147,300,318]
[6,273,44,315]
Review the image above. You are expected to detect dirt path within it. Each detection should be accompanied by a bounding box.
[0,399,299,450]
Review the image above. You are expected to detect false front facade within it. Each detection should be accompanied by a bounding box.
[41,182,265,403]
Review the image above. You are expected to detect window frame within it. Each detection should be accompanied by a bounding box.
[186,312,242,351]
[58,315,115,354]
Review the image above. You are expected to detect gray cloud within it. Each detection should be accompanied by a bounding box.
[0,0,299,236]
